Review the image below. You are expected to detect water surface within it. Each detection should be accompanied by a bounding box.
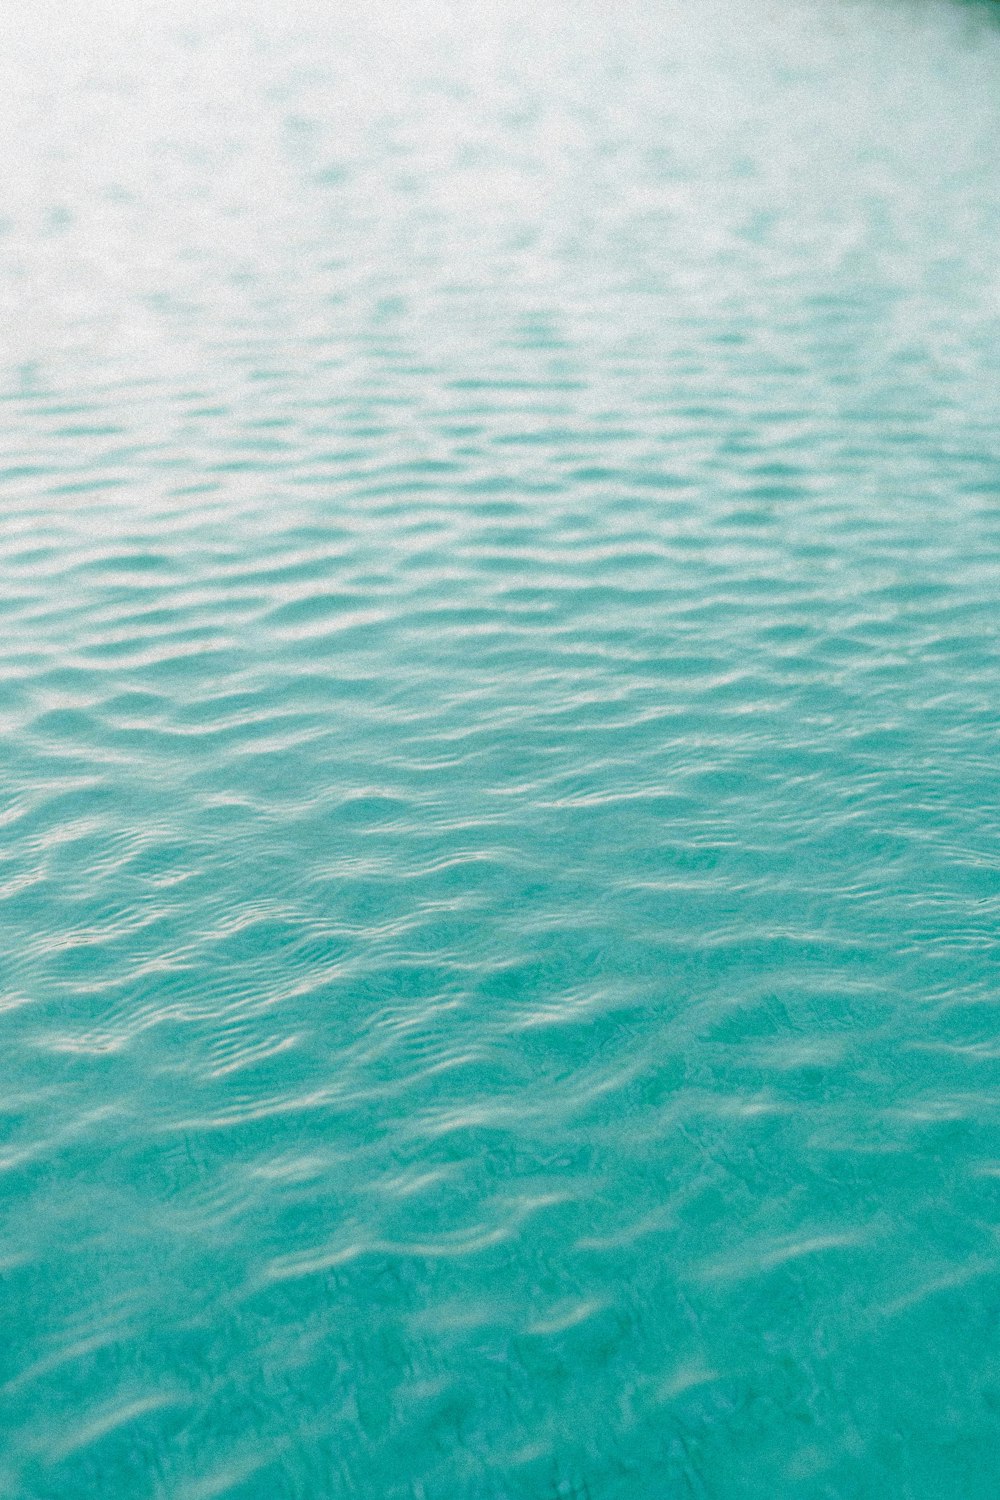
[2,0,1000,1494]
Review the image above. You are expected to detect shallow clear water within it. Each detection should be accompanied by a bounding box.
[2,0,1000,1494]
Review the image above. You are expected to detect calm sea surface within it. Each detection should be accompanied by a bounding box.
[2,0,1000,1494]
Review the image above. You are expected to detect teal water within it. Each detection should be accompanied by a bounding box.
[3,0,1000,1494]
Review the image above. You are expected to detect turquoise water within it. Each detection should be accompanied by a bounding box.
[3,0,1000,1494]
